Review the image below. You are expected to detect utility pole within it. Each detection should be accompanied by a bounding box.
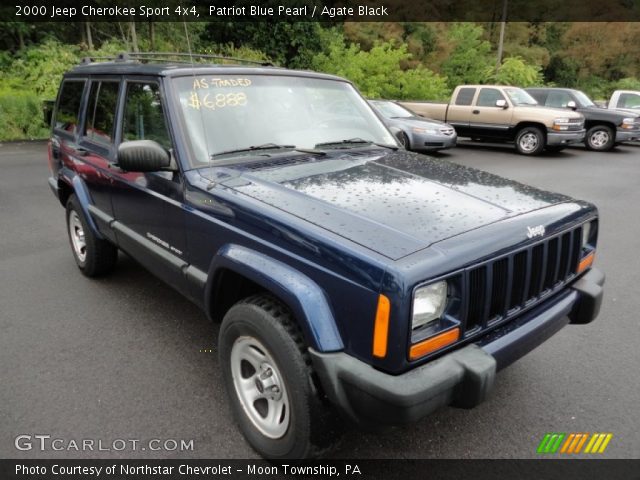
[496,0,508,70]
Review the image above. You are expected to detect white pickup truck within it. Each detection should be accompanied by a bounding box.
[607,90,640,114]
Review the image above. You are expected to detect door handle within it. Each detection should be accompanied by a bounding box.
[472,110,480,114]
[76,147,89,156]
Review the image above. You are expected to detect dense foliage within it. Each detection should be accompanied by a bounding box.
[1,20,639,140]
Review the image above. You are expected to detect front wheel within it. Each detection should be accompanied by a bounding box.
[399,131,410,149]
[219,294,337,459]
[585,125,615,151]
[515,127,545,155]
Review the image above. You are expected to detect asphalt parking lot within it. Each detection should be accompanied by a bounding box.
[1,140,638,459]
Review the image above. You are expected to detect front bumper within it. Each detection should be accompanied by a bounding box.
[546,129,586,146]
[615,129,640,143]
[412,132,457,151]
[311,268,605,426]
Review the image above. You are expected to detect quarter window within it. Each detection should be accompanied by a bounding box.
[122,82,171,149]
[54,80,85,135]
[84,81,120,145]
[455,88,476,106]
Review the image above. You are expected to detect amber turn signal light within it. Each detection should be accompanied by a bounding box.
[409,328,460,361]
[372,294,391,358]
[577,252,595,274]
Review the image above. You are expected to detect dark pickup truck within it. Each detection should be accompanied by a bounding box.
[527,87,640,151]
[47,53,605,459]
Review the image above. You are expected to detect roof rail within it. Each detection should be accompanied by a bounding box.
[80,52,274,67]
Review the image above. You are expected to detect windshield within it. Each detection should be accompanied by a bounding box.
[370,100,413,118]
[504,88,538,106]
[574,90,595,107]
[173,75,397,165]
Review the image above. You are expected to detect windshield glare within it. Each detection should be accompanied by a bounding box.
[173,75,396,165]
[504,88,538,106]
[370,100,413,118]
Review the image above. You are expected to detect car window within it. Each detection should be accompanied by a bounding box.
[84,81,120,145]
[618,93,640,109]
[122,82,171,149]
[476,88,506,107]
[455,88,476,106]
[54,80,85,135]
[545,91,573,108]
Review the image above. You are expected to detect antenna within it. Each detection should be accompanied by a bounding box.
[182,21,216,189]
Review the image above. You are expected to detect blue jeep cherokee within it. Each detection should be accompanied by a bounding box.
[47,53,605,459]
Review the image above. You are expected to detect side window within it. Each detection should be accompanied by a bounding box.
[455,88,476,106]
[476,88,506,107]
[618,93,640,109]
[84,81,120,145]
[54,80,85,135]
[122,82,171,149]
[545,91,572,108]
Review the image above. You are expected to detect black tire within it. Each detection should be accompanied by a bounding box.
[400,132,410,149]
[545,146,566,153]
[515,126,545,155]
[219,294,338,459]
[66,194,118,277]
[585,125,615,151]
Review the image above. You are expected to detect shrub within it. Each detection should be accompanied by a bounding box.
[0,88,48,141]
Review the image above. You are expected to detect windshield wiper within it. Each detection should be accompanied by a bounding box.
[210,143,326,159]
[314,138,398,150]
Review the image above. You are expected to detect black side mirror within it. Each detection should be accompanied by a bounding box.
[117,140,171,172]
[43,100,55,127]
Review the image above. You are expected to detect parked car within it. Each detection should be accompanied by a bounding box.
[47,54,604,459]
[401,85,586,155]
[526,87,640,151]
[368,99,457,152]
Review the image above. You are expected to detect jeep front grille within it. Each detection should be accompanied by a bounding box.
[462,225,583,334]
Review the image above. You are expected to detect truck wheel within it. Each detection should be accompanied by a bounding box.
[515,127,545,155]
[219,294,337,459]
[66,194,118,277]
[585,125,615,151]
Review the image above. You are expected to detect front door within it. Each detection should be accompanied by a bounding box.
[469,87,513,140]
[109,78,189,296]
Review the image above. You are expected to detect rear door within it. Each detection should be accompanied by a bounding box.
[109,77,190,296]
[446,87,475,135]
[469,87,513,140]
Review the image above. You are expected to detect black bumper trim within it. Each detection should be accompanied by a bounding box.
[310,268,605,427]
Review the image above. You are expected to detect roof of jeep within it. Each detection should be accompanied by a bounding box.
[65,61,349,82]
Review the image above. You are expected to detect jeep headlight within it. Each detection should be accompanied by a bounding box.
[412,281,447,330]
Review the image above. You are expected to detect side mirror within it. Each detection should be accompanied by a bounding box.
[567,100,577,110]
[496,99,508,109]
[388,126,406,148]
[43,100,55,127]
[117,140,171,172]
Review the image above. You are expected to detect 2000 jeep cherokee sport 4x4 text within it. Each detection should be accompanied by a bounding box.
[47,54,605,459]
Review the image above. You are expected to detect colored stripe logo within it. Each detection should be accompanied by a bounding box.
[537,433,613,454]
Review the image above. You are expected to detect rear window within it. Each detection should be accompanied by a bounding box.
[54,80,85,135]
[455,88,476,106]
[84,81,120,145]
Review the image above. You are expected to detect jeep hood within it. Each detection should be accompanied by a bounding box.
[204,150,572,260]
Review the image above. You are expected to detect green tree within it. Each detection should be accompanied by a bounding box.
[441,23,492,88]
[487,56,543,87]
[312,35,449,100]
